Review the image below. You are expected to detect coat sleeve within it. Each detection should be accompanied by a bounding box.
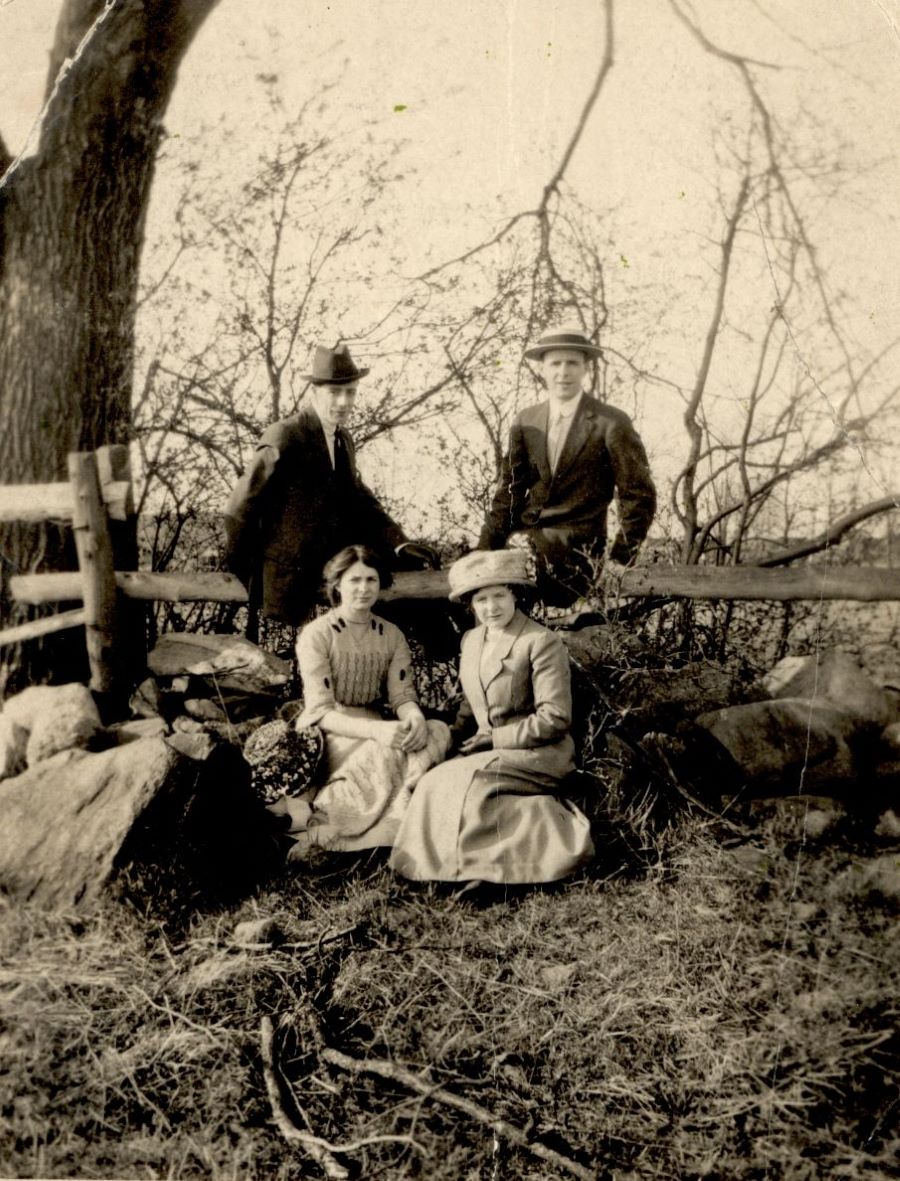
[385,626,419,714]
[606,414,656,564]
[478,419,526,549]
[449,630,478,742]
[491,630,572,750]
[222,435,280,585]
[449,694,477,744]
[295,622,337,726]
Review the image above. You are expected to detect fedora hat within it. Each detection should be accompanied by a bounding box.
[302,342,369,385]
[523,326,603,362]
[448,549,536,602]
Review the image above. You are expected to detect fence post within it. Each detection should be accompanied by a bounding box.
[96,443,145,684]
[68,451,118,695]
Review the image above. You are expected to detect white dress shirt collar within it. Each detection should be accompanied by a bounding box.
[548,392,583,425]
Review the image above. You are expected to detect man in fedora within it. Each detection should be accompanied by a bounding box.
[224,341,423,627]
[478,327,656,606]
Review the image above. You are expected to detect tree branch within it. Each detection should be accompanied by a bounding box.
[416,0,615,281]
[690,418,869,558]
[675,173,750,553]
[259,1016,349,1179]
[670,0,863,432]
[321,1045,597,1181]
[757,495,900,567]
[538,0,615,208]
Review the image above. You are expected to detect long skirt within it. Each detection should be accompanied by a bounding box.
[389,750,593,884]
[282,716,451,858]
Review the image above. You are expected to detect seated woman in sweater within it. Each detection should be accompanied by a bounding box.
[389,549,593,886]
[277,545,450,858]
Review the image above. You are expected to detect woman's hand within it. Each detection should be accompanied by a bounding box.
[374,717,428,752]
[459,729,492,755]
[398,712,429,753]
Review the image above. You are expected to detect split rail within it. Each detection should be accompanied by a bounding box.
[0,446,245,694]
[2,447,900,698]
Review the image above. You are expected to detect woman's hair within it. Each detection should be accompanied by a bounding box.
[459,583,535,614]
[322,544,393,606]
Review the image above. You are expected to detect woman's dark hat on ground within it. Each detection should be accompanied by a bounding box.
[243,719,324,805]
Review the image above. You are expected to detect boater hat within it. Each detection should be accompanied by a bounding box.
[302,342,370,385]
[523,326,603,362]
[448,549,537,602]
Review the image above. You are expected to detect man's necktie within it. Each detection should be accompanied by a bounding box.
[549,414,570,473]
[333,427,354,490]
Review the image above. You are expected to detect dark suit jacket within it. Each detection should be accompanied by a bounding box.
[224,408,405,624]
[478,395,656,564]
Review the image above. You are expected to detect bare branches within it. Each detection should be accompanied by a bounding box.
[260,1015,350,1179]
[688,416,870,562]
[321,1045,597,1181]
[669,2,783,72]
[670,0,861,399]
[663,3,900,570]
[675,172,751,556]
[539,0,616,207]
[758,495,900,567]
[416,0,615,282]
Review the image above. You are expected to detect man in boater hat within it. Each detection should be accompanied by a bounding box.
[478,327,656,606]
[224,341,428,628]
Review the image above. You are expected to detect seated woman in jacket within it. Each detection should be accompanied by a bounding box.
[389,549,593,885]
[278,544,450,857]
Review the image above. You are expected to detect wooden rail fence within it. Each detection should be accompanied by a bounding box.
[2,447,900,697]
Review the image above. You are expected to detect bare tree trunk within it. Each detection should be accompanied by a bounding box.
[0,0,220,694]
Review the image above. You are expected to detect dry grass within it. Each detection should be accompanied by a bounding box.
[1,809,898,1180]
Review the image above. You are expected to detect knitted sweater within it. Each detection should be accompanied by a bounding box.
[296,609,418,727]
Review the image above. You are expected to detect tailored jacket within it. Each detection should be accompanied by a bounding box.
[452,610,576,782]
[224,408,405,624]
[479,395,656,564]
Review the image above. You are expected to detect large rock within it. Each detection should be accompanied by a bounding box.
[696,697,868,795]
[561,622,651,668]
[184,696,228,723]
[610,663,748,724]
[105,717,170,745]
[2,683,102,767]
[563,630,746,725]
[148,633,290,693]
[761,651,893,728]
[0,736,280,910]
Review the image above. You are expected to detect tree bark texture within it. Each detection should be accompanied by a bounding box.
[0,0,220,692]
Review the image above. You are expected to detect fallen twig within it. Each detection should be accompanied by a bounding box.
[260,1015,349,1179]
[233,923,361,953]
[321,1045,597,1181]
[260,1016,423,1175]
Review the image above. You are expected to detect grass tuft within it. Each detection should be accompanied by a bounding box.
[2,816,898,1179]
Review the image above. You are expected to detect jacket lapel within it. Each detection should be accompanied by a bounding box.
[479,611,527,691]
[298,407,337,480]
[529,402,553,483]
[552,396,595,480]
[460,630,490,728]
